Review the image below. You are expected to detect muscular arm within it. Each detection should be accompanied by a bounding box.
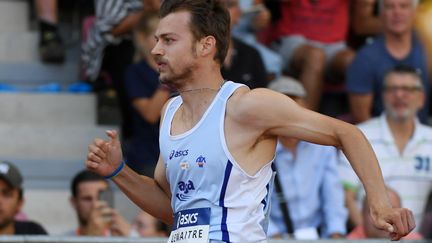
[112,157,173,225]
[112,99,172,224]
[232,88,413,238]
[349,93,373,123]
[86,100,173,225]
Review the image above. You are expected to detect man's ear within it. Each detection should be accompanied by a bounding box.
[198,36,217,58]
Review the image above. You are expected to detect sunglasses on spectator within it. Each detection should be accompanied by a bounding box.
[383,85,423,93]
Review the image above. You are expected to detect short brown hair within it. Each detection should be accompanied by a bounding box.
[159,0,231,65]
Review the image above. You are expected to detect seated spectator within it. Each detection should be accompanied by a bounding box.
[36,0,65,64]
[66,170,131,236]
[0,161,48,235]
[271,0,355,110]
[221,0,269,89]
[346,0,430,124]
[267,77,347,239]
[124,12,171,176]
[339,65,432,231]
[232,0,283,79]
[348,187,422,239]
[415,0,432,80]
[348,0,382,50]
[82,0,159,140]
[131,210,169,237]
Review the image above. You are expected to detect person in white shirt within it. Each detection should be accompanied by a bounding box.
[339,64,432,232]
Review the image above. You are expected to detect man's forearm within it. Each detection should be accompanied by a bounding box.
[113,165,173,225]
[339,126,391,211]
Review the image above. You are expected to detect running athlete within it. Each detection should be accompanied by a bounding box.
[86,0,415,242]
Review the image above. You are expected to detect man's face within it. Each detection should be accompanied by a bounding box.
[152,11,199,86]
[0,179,22,230]
[133,211,164,237]
[70,181,108,226]
[381,0,415,35]
[383,72,424,121]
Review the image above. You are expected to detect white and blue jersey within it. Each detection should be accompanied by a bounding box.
[160,81,274,243]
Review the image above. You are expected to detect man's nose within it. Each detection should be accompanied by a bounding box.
[151,41,164,56]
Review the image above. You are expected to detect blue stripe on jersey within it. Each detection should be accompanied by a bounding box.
[219,160,233,242]
[261,184,270,210]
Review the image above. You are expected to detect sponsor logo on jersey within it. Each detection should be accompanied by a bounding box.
[176,180,195,201]
[174,208,211,229]
[196,156,206,168]
[169,149,189,160]
[176,211,198,229]
[180,161,189,170]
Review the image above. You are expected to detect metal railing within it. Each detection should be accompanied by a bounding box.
[0,237,428,243]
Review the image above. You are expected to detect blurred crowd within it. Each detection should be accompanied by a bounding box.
[1,0,431,240]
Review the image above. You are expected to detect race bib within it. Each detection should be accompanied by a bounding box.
[168,208,211,243]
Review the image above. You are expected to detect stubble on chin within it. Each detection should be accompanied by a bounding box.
[386,107,415,122]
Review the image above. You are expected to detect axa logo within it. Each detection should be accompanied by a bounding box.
[196,155,206,168]
[169,149,189,160]
[176,180,195,201]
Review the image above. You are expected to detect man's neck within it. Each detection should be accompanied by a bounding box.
[178,67,225,107]
[385,31,412,59]
[386,115,415,154]
[173,68,225,131]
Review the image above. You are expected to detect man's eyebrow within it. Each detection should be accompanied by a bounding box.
[155,33,178,39]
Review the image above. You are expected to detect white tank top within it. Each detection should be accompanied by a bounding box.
[160,81,274,242]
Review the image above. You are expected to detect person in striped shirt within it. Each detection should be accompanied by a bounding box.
[339,64,432,232]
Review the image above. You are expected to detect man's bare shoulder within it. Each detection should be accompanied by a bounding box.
[226,87,297,124]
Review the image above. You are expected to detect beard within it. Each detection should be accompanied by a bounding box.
[159,65,195,86]
[385,105,417,122]
[157,46,198,87]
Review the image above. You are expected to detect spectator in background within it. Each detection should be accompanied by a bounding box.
[36,0,65,64]
[232,0,283,80]
[348,0,382,50]
[346,0,430,124]
[131,210,169,237]
[82,0,160,140]
[124,12,171,176]
[339,65,432,231]
[0,161,48,235]
[271,0,355,110]
[348,187,422,239]
[267,77,347,239]
[67,170,131,236]
[221,0,269,89]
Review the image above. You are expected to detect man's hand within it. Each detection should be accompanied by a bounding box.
[85,201,114,236]
[110,210,132,236]
[371,207,415,241]
[86,130,123,177]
